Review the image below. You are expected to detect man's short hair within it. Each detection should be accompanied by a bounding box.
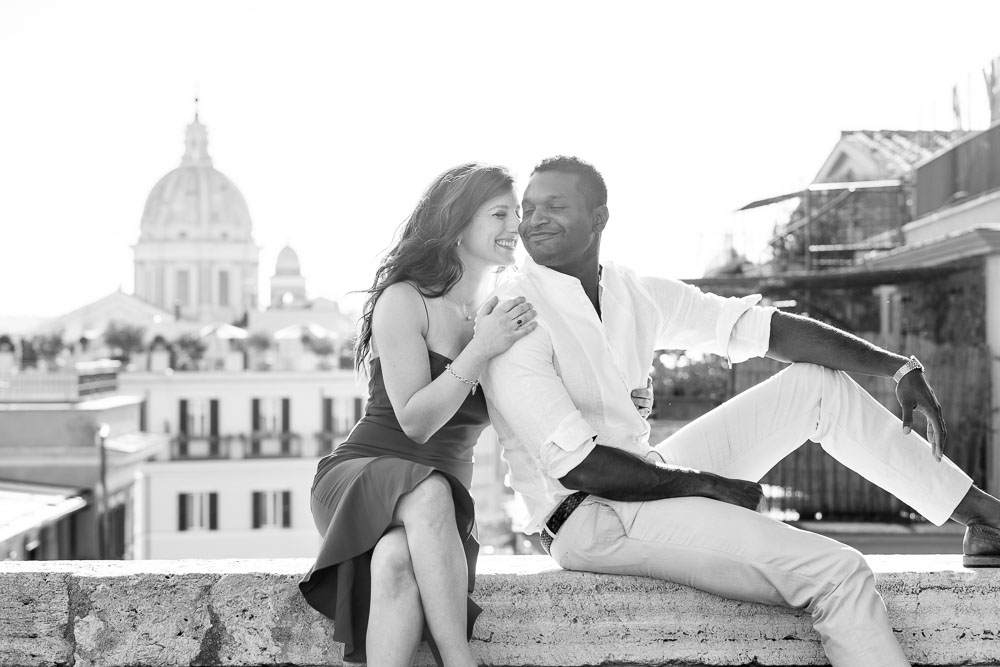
[531,156,608,210]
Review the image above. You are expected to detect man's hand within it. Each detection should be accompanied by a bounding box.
[631,377,654,419]
[705,473,765,512]
[896,370,947,461]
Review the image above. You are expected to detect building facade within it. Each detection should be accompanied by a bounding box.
[121,369,365,559]
[0,362,166,560]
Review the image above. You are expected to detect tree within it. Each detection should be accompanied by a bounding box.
[246,331,272,351]
[31,331,66,368]
[103,322,146,364]
[173,334,207,370]
[302,333,335,356]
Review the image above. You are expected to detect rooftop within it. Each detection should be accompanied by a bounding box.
[0,480,85,545]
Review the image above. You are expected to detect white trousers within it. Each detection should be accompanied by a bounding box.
[549,363,973,667]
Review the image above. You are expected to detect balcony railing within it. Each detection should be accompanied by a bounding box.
[0,361,120,403]
[243,432,302,458]
[171,434,232,460]
[915,121,1000,218]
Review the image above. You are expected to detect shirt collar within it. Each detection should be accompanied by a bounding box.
[521,256,607,291]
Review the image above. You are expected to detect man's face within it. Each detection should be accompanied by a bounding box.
[519,171,600,268]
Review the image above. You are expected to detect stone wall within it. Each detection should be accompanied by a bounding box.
[2,555,1000,666]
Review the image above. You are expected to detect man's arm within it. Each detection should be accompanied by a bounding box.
[482,327,763,511]
[767,310,947,459]
[559,445,763,510]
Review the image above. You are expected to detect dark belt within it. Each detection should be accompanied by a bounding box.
[539,491,588,556]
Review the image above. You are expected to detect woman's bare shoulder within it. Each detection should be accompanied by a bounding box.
[373,282,428,334]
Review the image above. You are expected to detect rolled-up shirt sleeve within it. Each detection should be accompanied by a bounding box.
[728,303,777,364]
[481,326,597,480]
[642,275,775,364]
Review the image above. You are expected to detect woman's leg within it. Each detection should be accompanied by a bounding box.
[367,527,424,667]
[392,472,477,667]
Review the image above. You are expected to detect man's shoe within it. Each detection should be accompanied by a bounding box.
[963,523,1000,567]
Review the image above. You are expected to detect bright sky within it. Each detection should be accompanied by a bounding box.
[2,0,999,320]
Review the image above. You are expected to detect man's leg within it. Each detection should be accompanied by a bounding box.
[650,362,972,525]
[550,496,910,667]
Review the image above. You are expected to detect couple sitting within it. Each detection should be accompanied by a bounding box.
[299,157,1000,667]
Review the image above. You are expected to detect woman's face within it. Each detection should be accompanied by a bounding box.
[456,188,521,269]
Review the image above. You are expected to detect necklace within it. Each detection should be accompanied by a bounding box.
[442,293,476,321]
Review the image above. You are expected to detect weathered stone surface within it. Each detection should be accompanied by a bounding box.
[208,571,340,666]
[2,556,1000,666]
[473,557,823,666]
[873,555,1000,667]
[72,571,214,666]
[0,569,72,666]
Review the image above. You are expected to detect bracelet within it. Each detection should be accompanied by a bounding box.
[892,355,924,383]
[445,363,478,395]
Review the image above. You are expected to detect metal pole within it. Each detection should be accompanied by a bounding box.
[97,423,110,559]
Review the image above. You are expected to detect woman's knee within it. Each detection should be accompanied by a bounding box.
[397,473,456,525]
[370,528,417,597]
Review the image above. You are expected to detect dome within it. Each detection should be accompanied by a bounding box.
[139,118,253,241]
[275,245,302,276]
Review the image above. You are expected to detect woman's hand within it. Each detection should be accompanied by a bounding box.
[471,296,537,358]
[631,377,654,419]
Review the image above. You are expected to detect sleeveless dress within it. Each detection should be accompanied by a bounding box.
[299,350,489,663]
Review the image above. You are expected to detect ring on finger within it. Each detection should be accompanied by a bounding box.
[516,318,523,326]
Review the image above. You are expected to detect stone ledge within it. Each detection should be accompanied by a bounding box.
[1,555,999,666]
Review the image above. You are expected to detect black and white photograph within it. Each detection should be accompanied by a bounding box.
[3,2,1000,666]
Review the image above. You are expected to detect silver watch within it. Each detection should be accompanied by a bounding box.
[892,355,923,383]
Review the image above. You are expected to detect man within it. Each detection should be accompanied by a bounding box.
[480,156,1000,666]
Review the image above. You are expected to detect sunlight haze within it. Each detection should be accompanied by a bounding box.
[2,0,999,320]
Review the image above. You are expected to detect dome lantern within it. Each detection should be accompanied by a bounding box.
[182,118,212,166]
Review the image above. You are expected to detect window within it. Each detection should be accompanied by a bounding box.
[251,397,290,433]
[178,398,219,436]
[252,491,291,529]
[177,399,220,457]
[218,270,230,307]
[178,492,218,531]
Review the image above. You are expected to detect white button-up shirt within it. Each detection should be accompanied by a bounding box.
[480,258,775,532]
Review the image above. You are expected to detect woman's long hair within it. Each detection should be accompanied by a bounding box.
[354,163,515,372]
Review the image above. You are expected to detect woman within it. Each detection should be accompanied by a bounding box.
[299,163,536,666]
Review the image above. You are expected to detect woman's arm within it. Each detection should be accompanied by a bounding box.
[374,283,535,444]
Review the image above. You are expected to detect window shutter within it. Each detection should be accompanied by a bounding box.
[281,491,291,528]
[209,399,219,435]
[322,397,333,432]
[281,398,290,432]
[208,493,218,530]
[252,491,262,529]
[179,399,189,434]
[178,494,188,531]
[251,398,260,431]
